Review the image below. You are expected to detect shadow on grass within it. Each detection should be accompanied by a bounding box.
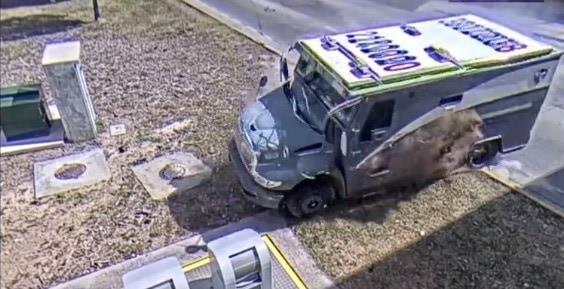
[0,0,70,9]
[331,192,564,289]
[166,163,265,239]
[162,152,564,288]
[1,14,84,41]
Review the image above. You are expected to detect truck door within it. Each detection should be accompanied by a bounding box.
[344,98,396,197]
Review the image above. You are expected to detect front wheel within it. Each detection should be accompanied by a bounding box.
[285,182,335,218]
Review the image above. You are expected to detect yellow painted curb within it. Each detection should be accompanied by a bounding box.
[262,234,309,289]
[181,234,309,289]
[480,169,523,191]
[182,256,210,272]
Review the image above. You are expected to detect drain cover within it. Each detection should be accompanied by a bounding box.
[54,163,87,180]
[131,152,212,200]
[159,163,187,180]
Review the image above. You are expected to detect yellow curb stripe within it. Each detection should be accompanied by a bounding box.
[262,234,309,289]
[480,169,523,191]
[182,257,210,272]
[181,235,308,289]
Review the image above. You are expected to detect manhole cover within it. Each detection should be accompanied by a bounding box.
[54,163,87,180]
[159,163,187,180]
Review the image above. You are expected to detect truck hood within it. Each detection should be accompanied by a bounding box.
[240,85,324,153]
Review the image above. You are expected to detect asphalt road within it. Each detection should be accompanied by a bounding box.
[185,0,562,48]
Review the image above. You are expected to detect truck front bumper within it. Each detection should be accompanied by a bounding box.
[229,140,285,209]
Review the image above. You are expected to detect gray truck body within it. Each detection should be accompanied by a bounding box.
[230,15,562,212]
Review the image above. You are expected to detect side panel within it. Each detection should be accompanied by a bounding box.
[476,87,548,152]
[345,54,560,197]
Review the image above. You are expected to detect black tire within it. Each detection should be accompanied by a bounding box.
[469,141,498,168]
[286,181,335,218]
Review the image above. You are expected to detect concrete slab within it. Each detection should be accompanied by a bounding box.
[131,152,212,200]
[34,148,111,198]
[109,124,126,136]
[42,41,81,65]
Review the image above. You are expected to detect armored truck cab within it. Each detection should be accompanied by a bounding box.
[230,14,562,217]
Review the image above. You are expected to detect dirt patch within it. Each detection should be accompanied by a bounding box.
[357,109,483,190]
[0,1,274,288]
[295,173,564,288]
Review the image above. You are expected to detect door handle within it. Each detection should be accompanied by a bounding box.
[534,68,548,84]
[372,129,387,141]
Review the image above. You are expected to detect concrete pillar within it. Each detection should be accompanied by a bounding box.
[42,41,96,142]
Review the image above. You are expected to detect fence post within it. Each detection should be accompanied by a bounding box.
[93,0,101,21]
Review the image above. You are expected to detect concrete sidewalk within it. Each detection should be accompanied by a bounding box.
[50,211,334,289]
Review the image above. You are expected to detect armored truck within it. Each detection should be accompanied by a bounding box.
[230,14,562,217]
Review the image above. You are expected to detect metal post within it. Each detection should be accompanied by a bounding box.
[92,0,101,21]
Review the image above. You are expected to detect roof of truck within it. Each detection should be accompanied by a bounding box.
[299,14,557,95]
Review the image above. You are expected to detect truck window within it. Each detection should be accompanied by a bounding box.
[296,54,315,76]
[439,94,463,107]
[360,100,394,142]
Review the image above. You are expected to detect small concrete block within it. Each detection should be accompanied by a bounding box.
[42,41,81,65]
[34,148,111,198]
[131,152,212,200]
[109,124,126,136]
[47,104,61,120]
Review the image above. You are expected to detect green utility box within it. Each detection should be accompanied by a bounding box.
[0,85,50,142]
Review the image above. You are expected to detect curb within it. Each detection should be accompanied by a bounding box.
[179,0,284,56]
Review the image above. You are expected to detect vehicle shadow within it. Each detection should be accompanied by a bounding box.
[283,180,432,228]
[1,14,84,41]
[332,192,564,289]
[166,163,265,239]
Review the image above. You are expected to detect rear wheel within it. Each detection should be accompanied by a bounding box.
[285,181,335,218]
[469,140,499,168]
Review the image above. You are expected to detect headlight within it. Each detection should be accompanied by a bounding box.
[252,171,282,188]
[238,139,282,189]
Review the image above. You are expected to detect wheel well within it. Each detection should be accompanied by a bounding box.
[291,170,345,200]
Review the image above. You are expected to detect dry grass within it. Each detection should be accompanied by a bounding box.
[295,173,564,288]
[0,1,276,288]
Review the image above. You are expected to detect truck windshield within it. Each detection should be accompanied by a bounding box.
[289,56,350,131]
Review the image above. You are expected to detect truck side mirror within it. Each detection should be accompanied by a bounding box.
[259,76,268,87]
